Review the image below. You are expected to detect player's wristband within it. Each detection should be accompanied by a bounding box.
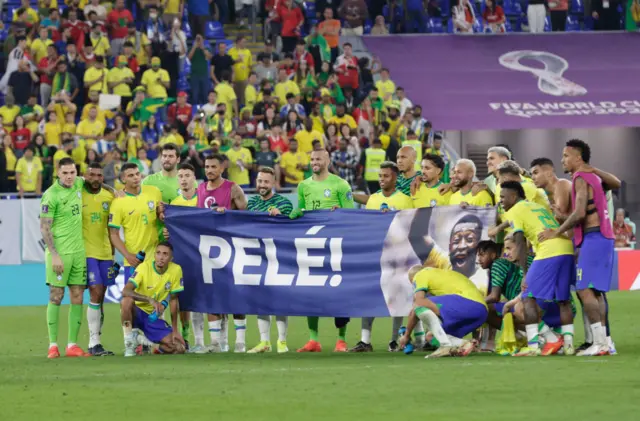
[161,300,169,308]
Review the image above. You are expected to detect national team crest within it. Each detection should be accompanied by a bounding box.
[324,189,331,197]
[346,191,353,201]
[102,202,109,211]
[89,272,96,281]
[148,201,155,210]
[164,282,171,290]
[41,205,49,213]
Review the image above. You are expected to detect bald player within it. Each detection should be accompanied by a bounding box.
[449,159,494,207]
[293,149,355,353]
[354,146,421,204]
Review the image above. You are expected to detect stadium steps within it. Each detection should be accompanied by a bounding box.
[223,23,264,62]
[467,144,490,180]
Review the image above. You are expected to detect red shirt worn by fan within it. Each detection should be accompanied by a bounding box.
[334,54,359,89]
[277,4,303,37]
[168,103,194,126]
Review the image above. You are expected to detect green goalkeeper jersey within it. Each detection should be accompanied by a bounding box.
[248,193,294,216]
[297,173,355,210]
[40,178,85,255]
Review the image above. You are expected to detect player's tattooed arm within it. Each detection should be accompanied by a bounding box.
[231,184,247,210]
[121,282,156,305]
[512,231,529,276]
[40,217,57,255]
[589,167,621,191]
[552,179,573,222]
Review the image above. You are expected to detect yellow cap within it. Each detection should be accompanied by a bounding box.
[151,56,161,66]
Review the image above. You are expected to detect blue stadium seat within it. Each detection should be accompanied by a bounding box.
[570,0,584,14]
[447,18,454,33]
[183,59,192,75]
[0,29,7,42]
[183,21,192,39]
[220,39,234,49]
[566,15,581,31]
[473,18,483,33]
[504,19,513,32]
[382,4,389,20]
[6,6,17,21]
[504,0,522,16]
[364,19,372,34]
[6,0,21,5]
[303,1,316,19]
[205,21,224,39]
[544,16,551,31]
[429,18,444,33]
[583,15,594,30]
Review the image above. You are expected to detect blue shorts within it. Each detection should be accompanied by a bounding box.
[86,258,115,287]
[524,255,575,301]
[133,306,172,344]
[576,232,614,293]
[123,266,136,284]
[430,295,488,338]
[494,300,562,327]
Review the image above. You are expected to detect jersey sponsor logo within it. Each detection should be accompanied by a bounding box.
[346,191,353,201]
[102,202,109,211]
[324,189,331,197]
[164,281,171,290]
[430,199,437,207]
[203,196,218,209]
[41,205,49,213]
[148,201,155,210]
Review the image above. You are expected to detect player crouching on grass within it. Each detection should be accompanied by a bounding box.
[398,265,488,358]
[120,242,186,356]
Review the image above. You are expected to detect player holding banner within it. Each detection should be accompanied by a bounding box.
[246,167,294,354]
[196,154,248,353]
[292,149,355,353]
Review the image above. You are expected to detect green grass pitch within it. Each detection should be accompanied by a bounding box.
[2,291,640,421]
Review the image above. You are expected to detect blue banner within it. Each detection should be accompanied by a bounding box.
[165,206,496,317]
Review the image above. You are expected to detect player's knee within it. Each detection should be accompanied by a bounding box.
[49,287,64,305]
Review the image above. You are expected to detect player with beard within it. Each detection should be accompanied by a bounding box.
[448,160,494,207]
[291,149,355,353]
[531,157,618,354]
[353,146,420,204]
[196,154,248,353]
[246,167,293,354]
[411,154,451,208]
[539,139,620,356]
[484,146,512,194]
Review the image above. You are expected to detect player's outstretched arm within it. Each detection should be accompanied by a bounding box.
[512,232,529,276]
[231,184,247,210]
[593,168,621,191]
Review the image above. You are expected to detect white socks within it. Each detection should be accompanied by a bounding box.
[87,303,101,348]
[258,315,271,342]
[234,318,246,345]
[391,317,403,342]
[416,309,451,347]
[275,316,288,342]
[361,317,374,344]
[525,324,540,349]
[561,324,574,347]
[447,335,464,347]
[590,322,607,346]
[539,322,558,343]
[582,312,594,343]
[209,319,221,345]
[414,320,426,345]
[191,312,205,347]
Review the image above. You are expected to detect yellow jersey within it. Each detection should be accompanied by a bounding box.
[80,104,114,127]
[366,190,413,211]
[107,66,135,97]
[24,104,43,134]
[15,157,42,191]
[294,130,324,154]
[225,147,253,186]
[165,0,181,13]
[84,66,108,93]
[496,179,550,217]
[63,122,77,135]
[412,182,451,208]
[0,105,20,130]
[90,35,110,57]
[53,149,71,171]
[375,79,396,103]
[76,119,105,148]
[82,187,114,260]
[280,150,309,185]
[13,7,39,24]
[30,38,53,66]
[310,114,324,133]
[108,185,162,266]
[129,260,184,314]
[328,114,357,130]
[170,194,198,207]
[126,34,151,66]
[141,68,170,99]
[159,133,185,148]
[414,267,486,307]
[228,47,252,82]
[245,84,257,109]
[449,189,494,207]
[273,81,300,107]
[503,200,574,260]
[214,82,237,115]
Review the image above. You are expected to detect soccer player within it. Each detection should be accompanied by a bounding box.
[293,149,355,353]
[121,242,186,356]
[196,154,248,353]
[163,163,200,351]
[530,157,573,222]
[108,163,162,285]
[500,181,575,356]
[539,139,620,356]
[411,154,451,208]
[41,157,89,358]
[246,167,293,354]
[449,159,494,207]
[398,265,488,358]
[83,163,116,356]
[484,146,512,194]
[351,161,412,353]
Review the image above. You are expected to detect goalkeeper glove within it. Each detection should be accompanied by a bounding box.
[289,208,304,219]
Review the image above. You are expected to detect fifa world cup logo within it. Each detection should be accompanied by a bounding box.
[499,50,588,97]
